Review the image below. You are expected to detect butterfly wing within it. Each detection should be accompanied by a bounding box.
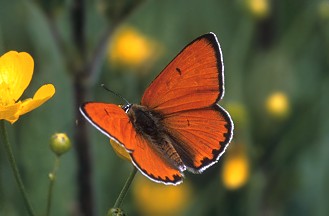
[80,102,183,185]
[80,103,136,146]
[163,104,233,172]
[141,32,233,173]
[129,134,183,185]
[141,32,224,114]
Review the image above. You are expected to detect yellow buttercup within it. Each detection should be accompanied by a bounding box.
[0,51,55,123]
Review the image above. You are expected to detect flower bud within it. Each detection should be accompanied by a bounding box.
[48,173,56,181]
[50,133,71,156]
[108,208,126,216]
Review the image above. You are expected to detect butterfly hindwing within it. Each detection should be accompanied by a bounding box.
[130,134,183,185]
[80,102,183,185]
[163,104,233,172]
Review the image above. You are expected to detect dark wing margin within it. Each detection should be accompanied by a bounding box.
[163,104,233,173]
[79,102,136,151]
[129,134,184,185]
[80,102,184,185]
[141,32,225,114]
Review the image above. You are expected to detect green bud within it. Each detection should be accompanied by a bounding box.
[50,133,71,156]
[48,173,56,181]
[108,208,126,216]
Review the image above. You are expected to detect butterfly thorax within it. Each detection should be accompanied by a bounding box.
[128,104,161,137]
[127,104,185,171]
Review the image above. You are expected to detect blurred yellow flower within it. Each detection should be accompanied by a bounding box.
[108,26,159,69]
[318,1,329,20]
[133,175,191,216]
[0,51,55,124]
[246,0,270,19]
[110,139,131,161]
[225,102,248,131]
[265,91,290,119]
[222,143,249,190]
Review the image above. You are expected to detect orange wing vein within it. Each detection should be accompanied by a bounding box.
[162,104,233,173]
[141,33,224,114]
[80,102,183,185]
[130,135,183,185]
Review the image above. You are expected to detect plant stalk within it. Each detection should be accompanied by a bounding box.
[107,166,137,216]
[0,120,36,216]
[46,156,60,216]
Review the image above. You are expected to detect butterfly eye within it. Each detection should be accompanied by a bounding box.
[122,104,132,113]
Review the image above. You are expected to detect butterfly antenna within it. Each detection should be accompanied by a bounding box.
[101,84,130,105]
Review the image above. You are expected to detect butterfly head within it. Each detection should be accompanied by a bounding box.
[121,103,132,113]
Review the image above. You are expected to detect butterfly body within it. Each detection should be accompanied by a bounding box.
[126,104,185,171]
[80,33,234,185]
[127,104,162,137]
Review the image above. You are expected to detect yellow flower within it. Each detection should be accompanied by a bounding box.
[0,51,55,124]
[222,143,249,190]
[133,175,191,216]
[109,139,131,161]
[318,1,329,20]
[245,0,270,19]
[265,91,290,119]
[108,26,159,69]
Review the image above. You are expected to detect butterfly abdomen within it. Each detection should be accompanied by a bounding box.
[128,104,185,170]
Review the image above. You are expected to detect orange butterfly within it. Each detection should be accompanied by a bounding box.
[80,33,233,185]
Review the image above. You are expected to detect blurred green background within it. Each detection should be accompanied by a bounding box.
[1,0,329,215]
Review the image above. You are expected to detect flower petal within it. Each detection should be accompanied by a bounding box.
[0,51,34,101]
[110,139,131,161]
[18,84,55,116]
[0,102,21,124]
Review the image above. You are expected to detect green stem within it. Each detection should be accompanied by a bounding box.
[114,166,137,208]
[46,156,60,216]
[107,166,137,215]
[0,120,36,216]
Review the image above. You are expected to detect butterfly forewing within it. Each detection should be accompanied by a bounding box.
[141,33,224,114]
[80,103,136,150]
[80,102,184,185]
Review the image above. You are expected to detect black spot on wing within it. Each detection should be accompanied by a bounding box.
[104,108,110,116]
[176,67,182,75]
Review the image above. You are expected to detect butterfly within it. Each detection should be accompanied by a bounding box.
[80,32,233,185]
